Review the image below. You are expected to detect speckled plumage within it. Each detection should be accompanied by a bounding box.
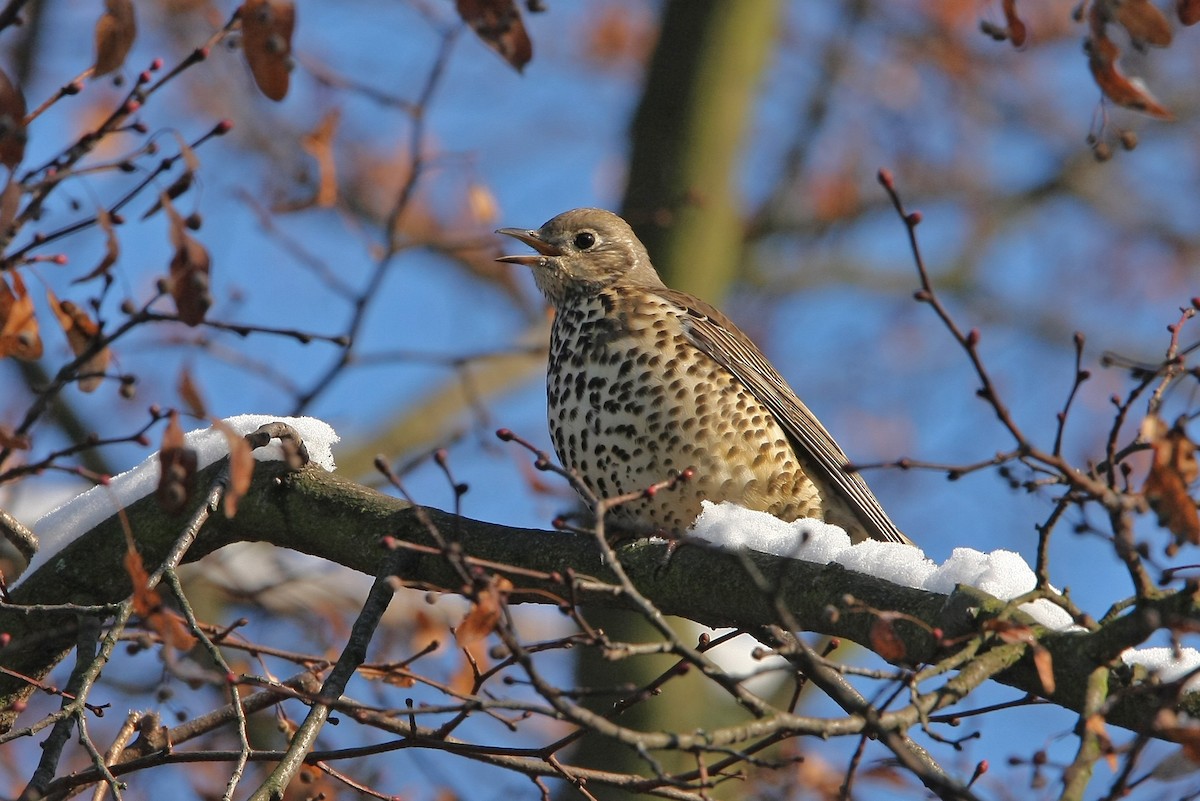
[497,208,909,544]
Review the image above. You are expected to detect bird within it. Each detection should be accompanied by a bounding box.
[496,208,910,545]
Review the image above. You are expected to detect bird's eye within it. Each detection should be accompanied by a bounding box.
[573,232,596,250]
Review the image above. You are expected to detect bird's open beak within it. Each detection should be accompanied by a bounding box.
[495,227,563,265]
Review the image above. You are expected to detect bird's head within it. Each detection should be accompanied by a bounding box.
[496,208,663,307]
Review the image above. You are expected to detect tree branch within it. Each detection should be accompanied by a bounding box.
[2,459,1196,743]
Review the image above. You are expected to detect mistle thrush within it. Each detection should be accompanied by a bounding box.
[497,208,909,545]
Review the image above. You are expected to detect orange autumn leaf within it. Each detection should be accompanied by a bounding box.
[213,418,254,518]
[869,615,906,661]
[1031,645,1056,695]
[1142,415,1200,553]
[0,272,42,361]
[456,576,512,647]
[411,609,444,654]
[240,0,295,101]
[448,650,480,697]
[301,109,339,208]
[1084,714,1118,770]
[466,182,498,225]
[124,546,197,651]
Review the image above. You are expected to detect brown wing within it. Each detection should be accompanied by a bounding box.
[653,287,911,545]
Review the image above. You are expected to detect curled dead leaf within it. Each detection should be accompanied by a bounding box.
[141,133,201,220]
[1084,714,1119,770]
[1001,0,1027,47]
[1142,415,1200,552]
[162,192,212,326]
[1031,644,1055,695]
[240,0,296,101]
[0,68,26,169]
[0,174,20,237]
[1116,0,1173,46]
[456,576,512,647]
[72,207,120,284]
[46,289,111,392]
[1181,0,1200,25]
[456,0,532,72]
[1086,34,1174,119]
[94,0,137,77]
[124,546,197,651]
[177,367,208,419]
[213,419,254,517]
[157,410,198,515]
[169,236,212,326]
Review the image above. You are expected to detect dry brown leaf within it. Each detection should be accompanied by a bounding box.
[240,0,295,101]
[94,0,137,77]
[0,68,27,169]
[168,236,212,326]
[1001,0,1027,47]
[1116,0,1173,46]
[301,109,339,208]
[1181,0,1200,25]
[456,0,532,72]
[0,272,43,361]
[46,289,111,392]
[984,619,1037,644]
[72,207,120,284]
[124,546,197,651]
[869,615,906,661]
[163,193,212,326]
[1143,415,1200,552]
[213,418,254,518]
[1031,644,1055,695]
[0,173,20,236]
[355,663,416,688]
[0,424,30,450]
[177,367,208,418]
[982,620,1056,693]
[141,133,201,221]
[1167,719,1200,764]
[1086,34,1174,119]
[157,410,198,515]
